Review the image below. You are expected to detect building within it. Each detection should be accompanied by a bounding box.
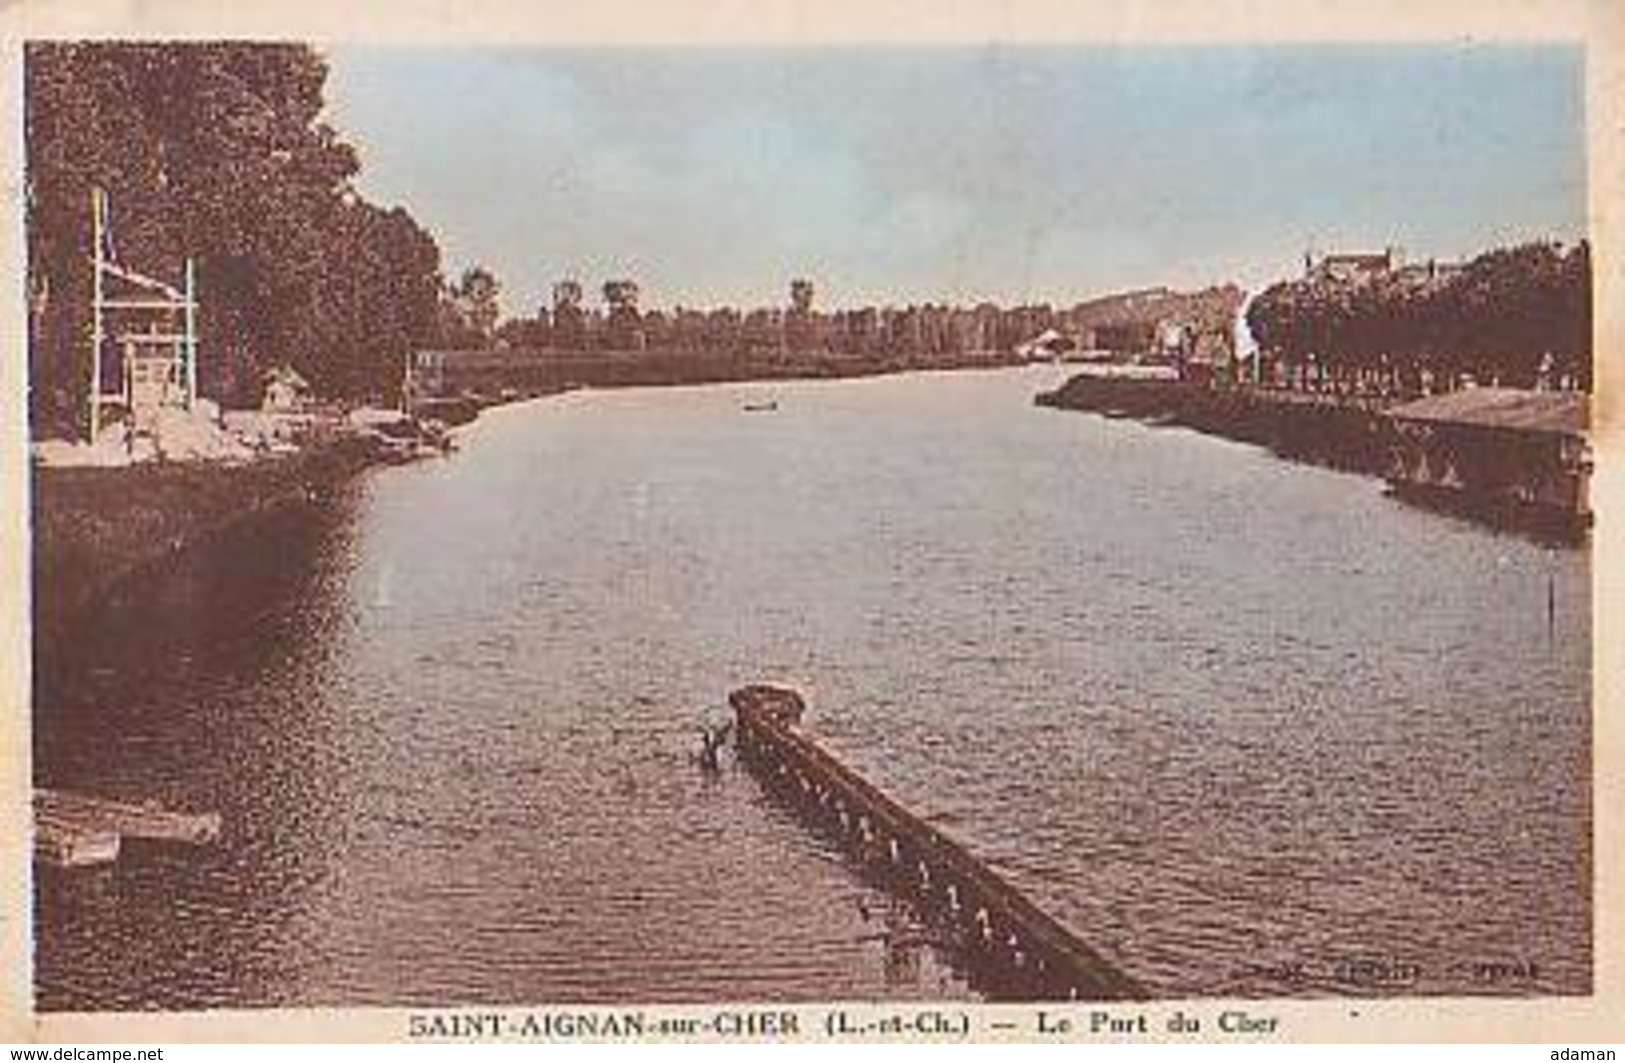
[1305,249,1399,286]
[1089,321,1158,356]
[1393,259,1465,289]
[1385,387,1591,528]
[408,349,563,401]
[261,365,312,413]
[1176,329,1235,385]
[125,348,185,438]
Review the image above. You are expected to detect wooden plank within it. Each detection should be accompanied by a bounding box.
[35,824,121,869]
[100,299,189,311]
[116,332,190,345]
[34,789,221,847]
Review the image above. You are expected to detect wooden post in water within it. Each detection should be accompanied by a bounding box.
[1548,569,1557,645]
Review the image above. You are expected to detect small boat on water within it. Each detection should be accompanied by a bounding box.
[368,415,456,463]
[742,400,779,413]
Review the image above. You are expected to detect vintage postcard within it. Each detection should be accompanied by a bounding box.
[1,0,1621,1046]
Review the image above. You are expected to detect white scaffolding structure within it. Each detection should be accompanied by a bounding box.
[87,186,199,445]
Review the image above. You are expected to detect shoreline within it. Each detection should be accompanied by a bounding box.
[30,436,381,663]
[1034,374,1396,474]
[1034,373,1591,545]
[408,346,1029,407]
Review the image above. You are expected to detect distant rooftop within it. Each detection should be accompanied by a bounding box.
[1320,253,1392,267]
[1387,387,1588,436]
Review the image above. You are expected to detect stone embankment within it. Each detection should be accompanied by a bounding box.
[1035,375,1395,474]
[31,436,378,651]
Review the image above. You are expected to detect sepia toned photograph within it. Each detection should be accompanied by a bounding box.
[7,2,1617,1041]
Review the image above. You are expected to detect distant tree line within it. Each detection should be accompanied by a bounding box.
[26,42,447,436]
[485,275,1051,357]
[1246,241,1591,394]
[482,279,1242,361]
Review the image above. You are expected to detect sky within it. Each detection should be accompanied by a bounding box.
[323,45,1586,316]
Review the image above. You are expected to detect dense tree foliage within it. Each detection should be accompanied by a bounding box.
[1246,241,1591,393]
[26,42,447,436]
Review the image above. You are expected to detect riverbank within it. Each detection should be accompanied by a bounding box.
[409,345,1027,405]
[31,436,379,654]
[1034,373,1592,543]
[1035,374,1396,473]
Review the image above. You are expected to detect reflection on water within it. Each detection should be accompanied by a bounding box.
[35,367,1590,1007]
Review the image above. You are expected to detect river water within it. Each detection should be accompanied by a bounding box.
[34,367,1591,1008]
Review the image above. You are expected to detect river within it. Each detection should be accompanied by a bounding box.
[34,366,1591,1008]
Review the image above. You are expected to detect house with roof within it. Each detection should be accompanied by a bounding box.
[1305,248,1399,286]
[261,365,312,413]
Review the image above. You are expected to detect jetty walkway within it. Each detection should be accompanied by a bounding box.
[730,684,1145,1002]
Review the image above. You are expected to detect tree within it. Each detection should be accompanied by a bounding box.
[25,42,447,431]
[785,278,817,352]
[453,265,502,344]
[603,279,640,323]
[328,201,443,399]
[602,279,642,349]
[789,279,814,316]
[1243,239,1591,395]
[1557,242,1592,390]
[551,278,586,348]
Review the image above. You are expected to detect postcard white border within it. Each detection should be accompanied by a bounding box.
[1,0,1619,1044]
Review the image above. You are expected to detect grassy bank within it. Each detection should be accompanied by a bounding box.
[31,436,378,650]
